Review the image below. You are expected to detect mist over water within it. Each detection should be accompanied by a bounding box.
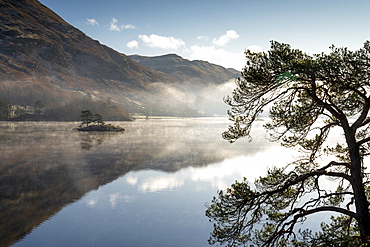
[146,79,236,116]
[0,118,332,247]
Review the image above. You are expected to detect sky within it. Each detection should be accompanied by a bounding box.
[38,0,370,70]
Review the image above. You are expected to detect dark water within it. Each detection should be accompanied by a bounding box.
[1,118,293,247]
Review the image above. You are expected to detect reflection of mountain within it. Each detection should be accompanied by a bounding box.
[0,120,272,246]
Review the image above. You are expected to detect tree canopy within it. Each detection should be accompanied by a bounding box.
[206,41,370,246]
[0,98,12,120]
[79,110,105,128]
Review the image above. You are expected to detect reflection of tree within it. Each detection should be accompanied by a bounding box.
[80,133,97,150]
[79,132,123,150]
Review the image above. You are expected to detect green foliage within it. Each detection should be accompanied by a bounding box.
[80,110,94,127]
[313,216,363,246]
[78,110,125,131]
[206,166,359,246]
[79,110,105,128]
[208,41,370,246]
[33,100,45,109]
[33,100,45,115]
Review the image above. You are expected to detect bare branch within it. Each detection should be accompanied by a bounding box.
[296,206,357,219]
[352,97,370,130]
[357,136,370,147]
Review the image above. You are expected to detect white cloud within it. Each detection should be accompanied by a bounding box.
[138,175,184,193]
[109,18,136,31]
[86,18,99,26]
[126,176,138,185]
[109,18,120,31]
[108,193,135,208]
[138,34,186,50]
[185,45,245,70]
[86,198,98,207]
[109,193,120,208]
[213,30,239,46]
[197,35,208,40]
[122,24,136,29]
[127,40,139,49]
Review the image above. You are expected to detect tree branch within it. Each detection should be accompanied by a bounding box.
[261,164,353,196]
[357,136,370,147]
[310,79,349,128]
[296,206,357,219]
[352,97,370,130]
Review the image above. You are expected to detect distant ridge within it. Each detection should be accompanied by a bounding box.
[129,54,239,86]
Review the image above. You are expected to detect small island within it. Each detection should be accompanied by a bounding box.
[77,110,125,132]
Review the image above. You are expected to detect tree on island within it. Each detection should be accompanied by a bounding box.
[33,100,45,115]
[79,110,124,131]
[206,41,370,246]
[80,110,106,127]
[80,110,94,127]
[0,98,12,120]
[93,113,105,125]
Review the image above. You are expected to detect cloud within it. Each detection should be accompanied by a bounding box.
[109,18,120,31]
[197,35,208,40]
[138,34,186,50]
[186,45,245,70]
[86,198,98,207]
[213,30,239,46]
[122,24,136,29]
[127,40,139,49]
[126,176,138,185]
[109,18,136,31]
[138,175,184,193]
[86,18,99,26]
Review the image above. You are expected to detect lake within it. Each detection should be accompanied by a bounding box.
[1,118,307,247]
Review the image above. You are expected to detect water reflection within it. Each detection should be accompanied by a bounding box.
[0,118,286,247]
[79,132,124,150]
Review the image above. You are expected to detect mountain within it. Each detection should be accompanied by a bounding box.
[129,54,239,86]
[0,0,239,118]
[0,0,177,115]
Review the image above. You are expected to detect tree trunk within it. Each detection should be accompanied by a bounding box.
[346,131,370,239]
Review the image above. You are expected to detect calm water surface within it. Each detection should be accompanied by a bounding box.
[1,118,297,247]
